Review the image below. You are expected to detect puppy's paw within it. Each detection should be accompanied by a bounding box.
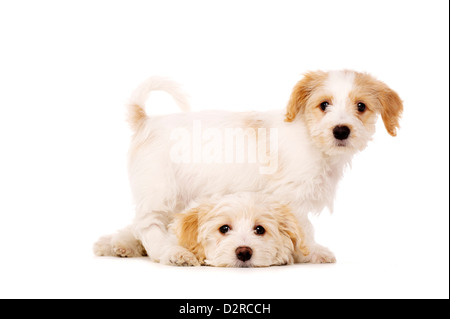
[94,228,146,258]
[297,244,336,264]
[113,245,137,257]
[160,247,200,266]
[112,241,146,257]
[93,235,113,256]
[310,248,336,264]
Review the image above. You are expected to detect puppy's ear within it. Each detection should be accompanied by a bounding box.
[377,84,403,137]
[355,73,403,136]
[285,71,327,122]
[174,204,212,263]
[272,204,309,256]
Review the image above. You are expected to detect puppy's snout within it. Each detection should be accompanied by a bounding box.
[333,125,351,140]
[235,246,253,262]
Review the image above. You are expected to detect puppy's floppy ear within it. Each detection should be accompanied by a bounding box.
[272,204,309,256]
[174,204,212,263]
[355,73,403,136]
[285,71,327,122]
[377,84,403,137]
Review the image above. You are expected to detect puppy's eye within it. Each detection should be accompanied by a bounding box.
[357,102,366,113]
[320,101,329,111]
[219,225,231,234]
[254,225,265,235]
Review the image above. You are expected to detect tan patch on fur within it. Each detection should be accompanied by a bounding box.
[353,73,403,136]
[285,71,328,122]
[303,94,333,140]
[272,204,309,256]
[127,103,147,131]
[175,204,213,263]
[242,114,265,131]
[241,114,273,162]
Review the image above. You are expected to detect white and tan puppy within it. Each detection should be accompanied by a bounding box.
[173,192,309,267]
[94,70,403,265]
[95,193,308,267]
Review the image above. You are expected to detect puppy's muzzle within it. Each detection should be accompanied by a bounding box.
[333,125,351,140]
[235,246,253,262]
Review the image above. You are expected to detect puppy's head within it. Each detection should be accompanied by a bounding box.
[285,70,403,155]
[173,193,308,267]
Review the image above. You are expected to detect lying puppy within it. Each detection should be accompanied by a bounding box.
[94,70,403,264]
[94,193,308,267]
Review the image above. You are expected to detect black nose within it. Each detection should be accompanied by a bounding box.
[235,246,253,262]
[333,125,351,140]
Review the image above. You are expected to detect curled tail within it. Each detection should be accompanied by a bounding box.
[127,76,190,131]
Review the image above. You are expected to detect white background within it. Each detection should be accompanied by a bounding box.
[0,0,448,299]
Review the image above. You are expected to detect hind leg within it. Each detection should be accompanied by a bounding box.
[127,155,199,265]
[93,226,146,257]
[133,215,199,266]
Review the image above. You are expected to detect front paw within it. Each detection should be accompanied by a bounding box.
[160,247,200,266]
[297,244,336,264]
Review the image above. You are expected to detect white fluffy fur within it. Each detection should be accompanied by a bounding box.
[94,70,403,266]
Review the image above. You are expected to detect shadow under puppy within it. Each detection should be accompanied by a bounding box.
[94,193,309,267]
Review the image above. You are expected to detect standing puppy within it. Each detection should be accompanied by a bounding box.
[94,70,403,265]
